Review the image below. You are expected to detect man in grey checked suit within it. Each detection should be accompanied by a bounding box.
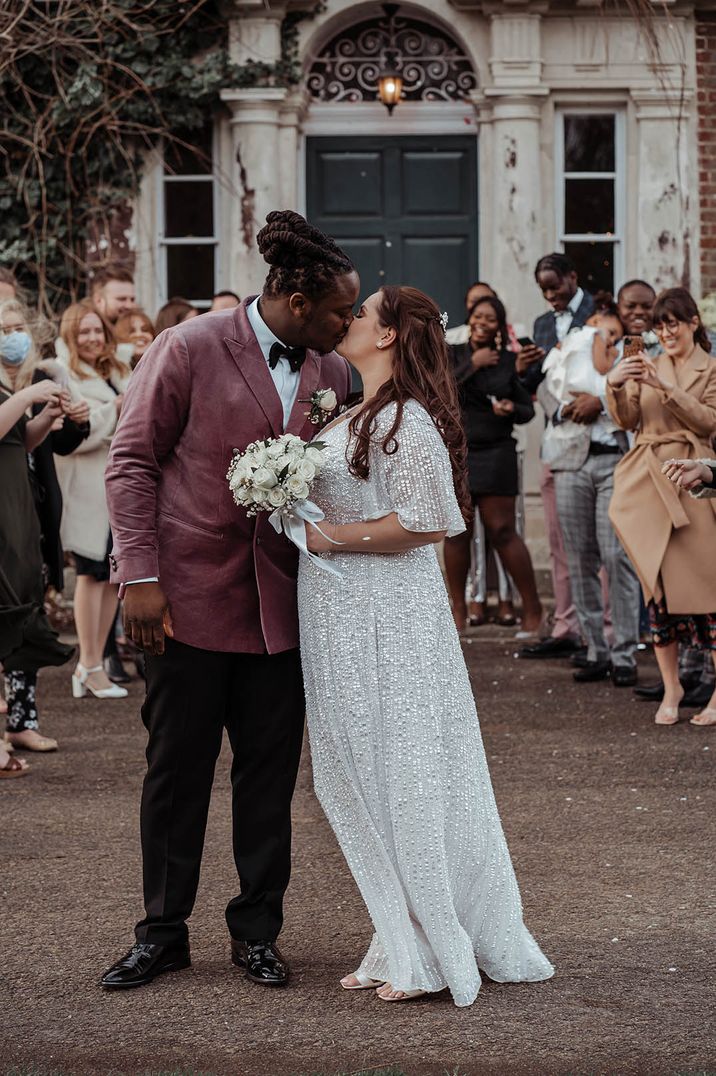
[536,291,643,687]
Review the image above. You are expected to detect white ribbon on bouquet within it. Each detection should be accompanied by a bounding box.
[269,499,344,578]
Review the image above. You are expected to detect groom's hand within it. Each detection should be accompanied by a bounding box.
[123,581,174,655]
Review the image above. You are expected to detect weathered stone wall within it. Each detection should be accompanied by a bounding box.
[697,13,716,296]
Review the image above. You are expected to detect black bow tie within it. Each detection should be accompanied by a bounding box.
[269,341,306,373]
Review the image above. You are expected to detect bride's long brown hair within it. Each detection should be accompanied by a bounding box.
[348,285,472,525]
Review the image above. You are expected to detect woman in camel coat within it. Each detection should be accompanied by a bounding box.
[606,287,716,728]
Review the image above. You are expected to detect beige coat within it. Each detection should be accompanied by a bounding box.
[55,357,132,561]
[606,346,716,613]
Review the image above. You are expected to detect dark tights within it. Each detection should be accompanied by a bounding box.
[444,495,542,631]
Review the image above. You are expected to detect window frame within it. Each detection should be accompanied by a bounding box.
[555,107,625,293]
[156,127,219,310]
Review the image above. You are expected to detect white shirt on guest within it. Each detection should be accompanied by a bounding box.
[554,286,584,343]
[246,295,301,429]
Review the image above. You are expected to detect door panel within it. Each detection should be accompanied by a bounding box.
[307,135,477,329]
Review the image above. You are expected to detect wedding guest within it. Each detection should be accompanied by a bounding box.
[0,353,77,774]
[155,297,199,333]
[444,296,542,634]
[616,280,660,358]
[115,309,156,369]
[607,287,716,726]
[210,290,241,312]
[446,281,524,351]
[538,296,640,686]
[0,299,88,753]
[90,265,136,323]
[55,301,132,701]
[518,253,594,661]
[446,281,524,625]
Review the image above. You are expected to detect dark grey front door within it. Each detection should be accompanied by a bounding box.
[306,135,478,329]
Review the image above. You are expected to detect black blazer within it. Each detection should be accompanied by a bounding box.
[521,290,596,394]
[452,345,534,449]
[30,369,89,590]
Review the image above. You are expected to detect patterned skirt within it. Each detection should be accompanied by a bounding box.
[648,597,716,650]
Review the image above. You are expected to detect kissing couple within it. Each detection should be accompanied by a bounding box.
[102,210,553,1006]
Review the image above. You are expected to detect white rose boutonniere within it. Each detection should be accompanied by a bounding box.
[301,387,339,426]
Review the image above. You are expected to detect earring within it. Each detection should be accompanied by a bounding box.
[376,341,383,349]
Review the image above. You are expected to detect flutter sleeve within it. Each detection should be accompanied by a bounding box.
[368,401,466,538]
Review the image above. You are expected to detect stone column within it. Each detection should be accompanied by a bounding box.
[278,91,310,210]
[220,87,288,295]
[631,89,697,292]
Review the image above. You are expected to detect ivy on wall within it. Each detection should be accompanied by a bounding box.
[0,0,320,314]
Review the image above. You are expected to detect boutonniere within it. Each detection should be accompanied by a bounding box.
[642,330,659,348]
[300,387,338,426]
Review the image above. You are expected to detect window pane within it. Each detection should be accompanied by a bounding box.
[563,241,615,294]
[564,178,614,235]
[164,126,213,175]
[564,115,615,172]
[166,244,215,301]
[164,180,214,238]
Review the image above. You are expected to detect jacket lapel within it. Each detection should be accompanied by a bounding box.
[223,300,283,437]
[286,351,321,436]
[677,344,710,394]
[572,291,595,329]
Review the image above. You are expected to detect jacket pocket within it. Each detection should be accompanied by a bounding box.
[159,511,224,539]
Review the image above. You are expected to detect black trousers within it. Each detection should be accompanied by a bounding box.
[135,637,305,946]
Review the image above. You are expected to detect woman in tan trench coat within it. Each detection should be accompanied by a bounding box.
[606,287,716,727]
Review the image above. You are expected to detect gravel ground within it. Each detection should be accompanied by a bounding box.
[1,629,714,1076]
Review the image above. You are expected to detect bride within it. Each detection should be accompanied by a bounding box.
[299,285,553,1006]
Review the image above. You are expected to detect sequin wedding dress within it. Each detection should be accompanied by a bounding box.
[298,400,554,1007]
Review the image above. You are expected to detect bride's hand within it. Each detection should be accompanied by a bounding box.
[305,521,336,553]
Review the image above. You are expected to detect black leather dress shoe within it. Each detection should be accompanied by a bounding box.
[573,660,611,683]
[633,677,701,702]
[683,682,714,708]
[519,636,582,660]
[570,647,589,668]
[231,939,289,986]
[104,654,131,684]
[611,665,637,688]
[100,941,190,989]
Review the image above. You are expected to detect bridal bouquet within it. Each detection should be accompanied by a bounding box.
[226,434,342,574]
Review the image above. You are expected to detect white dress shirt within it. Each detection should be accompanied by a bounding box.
[554,286,584,343]
[246,296,301,429]
[127,297,302,586]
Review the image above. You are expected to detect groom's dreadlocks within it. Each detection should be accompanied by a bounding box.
[257,210,354,300]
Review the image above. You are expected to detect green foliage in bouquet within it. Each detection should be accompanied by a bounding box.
[0,0,321,314]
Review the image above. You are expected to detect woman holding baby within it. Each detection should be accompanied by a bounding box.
[607,287,716,726]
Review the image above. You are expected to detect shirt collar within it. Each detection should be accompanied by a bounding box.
[246,295,285,363]
[567,286,584,317]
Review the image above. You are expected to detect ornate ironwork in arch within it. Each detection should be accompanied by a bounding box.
[307,7,478,104]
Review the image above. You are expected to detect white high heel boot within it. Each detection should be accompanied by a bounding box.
[72,663,128,700]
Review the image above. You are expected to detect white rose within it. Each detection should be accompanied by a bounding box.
[251,487,268,504]
[295,459,316,482]
[249,446,268,467]
[304,446,324,467]
[273,454,292,473]
[252,466,278,491]
[286,475,310,500]
[319,389,337,411]
[266,440,285,458]
[267,486,288,508]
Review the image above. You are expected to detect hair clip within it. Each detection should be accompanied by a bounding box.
[438,311,449,335]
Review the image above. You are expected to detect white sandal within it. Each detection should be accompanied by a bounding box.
[690,706,716,727]
[340,971,386,991]
[72,663,128,700]
[376,982,429,1002]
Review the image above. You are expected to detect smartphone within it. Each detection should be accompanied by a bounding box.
[517,336,535,348]
[623,335,644,358]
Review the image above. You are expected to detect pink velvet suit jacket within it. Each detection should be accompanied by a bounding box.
[104,298,352,654]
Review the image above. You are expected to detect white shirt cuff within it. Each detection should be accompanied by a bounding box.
[125,577,159,584]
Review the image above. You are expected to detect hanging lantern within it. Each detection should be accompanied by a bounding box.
[378,66,403,115]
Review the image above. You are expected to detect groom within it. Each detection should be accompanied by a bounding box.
[102,211,359,989]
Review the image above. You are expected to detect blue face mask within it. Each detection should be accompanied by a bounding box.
[0,330,32,366]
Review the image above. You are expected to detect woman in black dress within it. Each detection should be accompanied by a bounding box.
[444,296,543,634]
